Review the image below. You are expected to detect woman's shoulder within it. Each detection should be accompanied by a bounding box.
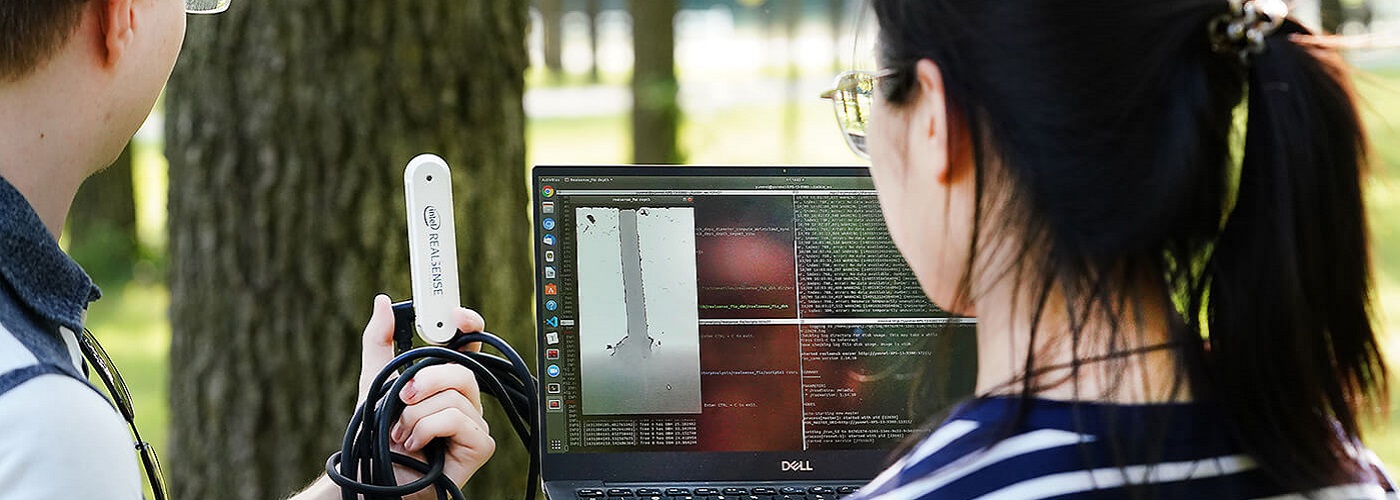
[850,397,1395,500]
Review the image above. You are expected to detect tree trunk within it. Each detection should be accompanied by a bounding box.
[586,0,602,83]
[165,2,533,499]
[828,0,845,73]
[630,0,681,164]
[541,0,565,75]
[782,0,801,163]
[67,141,137,285]
[1320,0,1343,33]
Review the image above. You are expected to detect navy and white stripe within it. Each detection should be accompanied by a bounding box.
[850,397,1396,500]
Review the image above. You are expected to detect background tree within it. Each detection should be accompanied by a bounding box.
[586,0,603,83]
[1320,0,1373,34]
[540,0,566,77]
[630,0,682,164]
[828,0,846,73]
[164,1,534,499]
[782,0,802,163]
[67,142,138,285]
[1322,0,1345,32]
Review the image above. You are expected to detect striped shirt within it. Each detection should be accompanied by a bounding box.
[850,397,1396,500]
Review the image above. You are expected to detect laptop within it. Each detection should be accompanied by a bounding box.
[530,165,977,500]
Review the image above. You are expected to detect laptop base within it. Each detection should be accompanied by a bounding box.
[546,480,860,500]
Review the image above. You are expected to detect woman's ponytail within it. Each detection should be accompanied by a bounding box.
[1207,18,1388,488]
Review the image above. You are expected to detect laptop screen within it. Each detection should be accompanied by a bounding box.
[532,166,975,482]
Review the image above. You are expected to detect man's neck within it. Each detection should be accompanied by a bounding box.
[0,137,87,240]
[0,65,115,239]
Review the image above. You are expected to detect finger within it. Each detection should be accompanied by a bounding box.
[358,294,397,397]
[401,364,484,415]
[392,392,490,442]
[405,408,496,488]
[454,307,485,353]
[391,390,484,444]
[402,407,492,454]
[454,307,486,334]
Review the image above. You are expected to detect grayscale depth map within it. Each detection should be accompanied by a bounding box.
[575,207,703,415]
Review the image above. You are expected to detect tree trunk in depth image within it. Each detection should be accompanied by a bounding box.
[165,2,533,498]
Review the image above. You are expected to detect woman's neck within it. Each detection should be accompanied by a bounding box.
[969,272,1190,404]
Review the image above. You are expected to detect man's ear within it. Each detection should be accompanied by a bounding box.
[96,0,137,68]
[908,58,954,185]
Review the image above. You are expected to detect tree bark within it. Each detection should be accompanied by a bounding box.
[540,0,565,75]
[1320,0,1343,33]
[782,0,801,163]
[165,2,533,499]
[630,0,681,164]
[67,141,138,285]
[586,0,602,83]
[828,0,845,73]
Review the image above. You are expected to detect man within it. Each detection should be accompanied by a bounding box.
[0,0,494,497]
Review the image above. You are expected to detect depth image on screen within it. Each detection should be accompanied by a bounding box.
[574,207,703,415]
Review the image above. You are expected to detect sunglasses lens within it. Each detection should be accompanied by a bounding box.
[830,73,877,159]
[185,0,231,14]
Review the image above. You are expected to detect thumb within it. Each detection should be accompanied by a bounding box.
[358,294,397,398]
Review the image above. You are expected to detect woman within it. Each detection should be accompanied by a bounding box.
[824,0,1394,497]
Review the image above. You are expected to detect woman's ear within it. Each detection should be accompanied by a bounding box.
[908,59,953,185]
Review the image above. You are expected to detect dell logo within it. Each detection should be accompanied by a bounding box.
[781,460,813,472]
[424,206,441,230]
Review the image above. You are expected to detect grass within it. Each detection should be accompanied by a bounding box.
[87,66,1400,477]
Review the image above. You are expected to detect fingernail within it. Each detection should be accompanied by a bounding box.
[406,438,419,450]
[401,381,417,402]
[390,424,402,442]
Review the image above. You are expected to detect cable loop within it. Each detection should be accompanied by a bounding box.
[328,332,539,500]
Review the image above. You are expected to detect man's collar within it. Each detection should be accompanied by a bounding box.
[0,176,101,331]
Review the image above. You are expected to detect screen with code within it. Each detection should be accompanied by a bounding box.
[533,168,976,455]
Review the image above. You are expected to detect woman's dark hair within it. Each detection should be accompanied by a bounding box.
[872,0,1388,491]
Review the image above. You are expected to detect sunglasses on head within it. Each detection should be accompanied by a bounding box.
[185,0,232,14]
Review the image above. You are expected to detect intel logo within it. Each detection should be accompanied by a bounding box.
[424,206,441,230]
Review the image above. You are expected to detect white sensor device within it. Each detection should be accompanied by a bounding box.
[404,154,461,345]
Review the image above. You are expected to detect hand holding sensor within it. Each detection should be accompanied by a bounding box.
[327,154,539,500]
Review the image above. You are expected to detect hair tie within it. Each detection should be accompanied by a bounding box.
[1209,0,1290,62]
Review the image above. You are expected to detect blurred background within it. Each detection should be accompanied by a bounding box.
[64,0,1400,498]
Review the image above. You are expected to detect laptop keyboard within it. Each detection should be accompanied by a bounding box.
[574,485,860,499]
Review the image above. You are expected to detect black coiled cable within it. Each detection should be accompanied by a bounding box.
[326,301,539,500]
